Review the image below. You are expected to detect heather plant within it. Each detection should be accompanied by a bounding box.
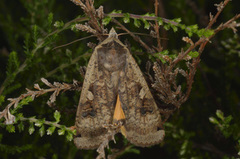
[0,0,239,158]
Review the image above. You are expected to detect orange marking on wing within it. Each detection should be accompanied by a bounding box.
[113,95,126,137]
[113,95,125,121]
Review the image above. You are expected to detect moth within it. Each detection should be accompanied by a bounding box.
[74,28,165,149]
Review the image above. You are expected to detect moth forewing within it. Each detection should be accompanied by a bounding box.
[74,28,164,149]
[74,45,109,149]
[115,38,165,146]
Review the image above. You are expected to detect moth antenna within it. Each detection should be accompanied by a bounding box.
[118,32,168,40]
[52,35,96,50]
[53,30,168,50]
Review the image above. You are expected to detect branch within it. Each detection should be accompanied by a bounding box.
[70,0,106,41]
[0,78,81,124]
[108,13,179,26]
[154,0,163,52]
[19,117,73,131]
[152,0,240,113]
[207,0,231,29]
[171,12,240,69]
[111,18,154,53]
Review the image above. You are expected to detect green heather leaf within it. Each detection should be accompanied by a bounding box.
[172,18,182,23]
[54,21,64,28]
[17,113,24,118]
[18,96,33,107]
[72,129,76,135]
[58,128,65,136]
[48,12,53,25]
[124,147,140,155]
[24,33,30,56]
[54,110,61,123]
[141,19,150,29]
[3,83,22,95]
[189,24,199,31]
[29,123,35,135]
[209,117,219,124]
[160,50,169,55]
[48,12,53,32]
[185,24,199,37]
[186,29,193,37]
[134,18,141,28]
[179,24,186,30]
[39,125,45,137]
[157,17,163,25]
[151,51,170,63]
[0,95,5,105]
[110,9,122,14]
[188,51,199,58]
[169,54,177,59]
[181,140,188,151]
[6,124,15,133]
[172,133,180,139]
[196,28,214,37]
[163,24,170,30]
[7,51,20,75]
[33,25,39,45]
[179,129,184,136]
[47,126,56,135]
[102,16,112,25]
[171,25,178,32]
[11,96,33,114]
[18,122,24,132]
[203,29,214,37]
[66,131,73,141]
[66,49,72,61]
[143,13,155,17]
[35,120,43,127]
[216,110,224,121]
[159,57,166,63]
[123,13,130,23]
[224,115,233,124]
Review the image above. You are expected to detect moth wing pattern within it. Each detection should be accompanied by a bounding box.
[115,38,165,147]
[74,46,115,149]
[74,28,165,149]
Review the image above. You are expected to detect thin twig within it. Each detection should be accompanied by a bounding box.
[52,35,96,50]
[152,0,240,112]
[206,0,230,29]
[19,117,73,131]
[1,78,81,119]
[112,18,154,53]
[45,53,91,78]
[108,13,179,27]
[170,13,240,70]
[154,0,163,52]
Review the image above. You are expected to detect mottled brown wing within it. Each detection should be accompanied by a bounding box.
[74,43,117,149]
[74,32,129,149]
[115,38,165,147]
[74,28,164,149]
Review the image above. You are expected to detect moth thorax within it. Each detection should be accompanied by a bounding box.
[109,28,118,39]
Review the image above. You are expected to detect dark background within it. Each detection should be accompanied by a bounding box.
[0,0,240,158]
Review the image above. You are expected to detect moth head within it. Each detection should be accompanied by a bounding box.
[109,28,118,39]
